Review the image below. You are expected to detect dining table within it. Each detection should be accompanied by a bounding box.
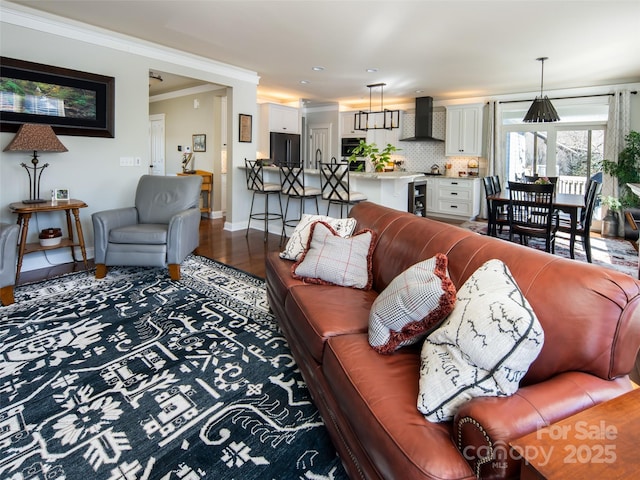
[487,189,586,258]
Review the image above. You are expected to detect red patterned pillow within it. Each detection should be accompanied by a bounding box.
[291,221,376,290]
[368,254,457,354]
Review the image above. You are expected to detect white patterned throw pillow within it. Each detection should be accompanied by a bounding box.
[417,259,544,422]
[368,254,457,354]
[292,221,375,290]
[280,214,357,261]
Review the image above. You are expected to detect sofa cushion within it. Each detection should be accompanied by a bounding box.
[417,259,545,422]
[369,253,457,354]
[280,214,357,261]
[323,334,475,479]
[292,221,375,290]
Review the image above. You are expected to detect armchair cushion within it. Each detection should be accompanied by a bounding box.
[109,224,168,244]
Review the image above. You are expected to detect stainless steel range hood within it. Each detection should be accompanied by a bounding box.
[399,96,444,142]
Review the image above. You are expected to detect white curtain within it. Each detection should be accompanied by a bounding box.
[602,90,631,235]
[480,101,502,219]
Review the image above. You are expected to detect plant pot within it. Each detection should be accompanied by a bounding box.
[601,211,619,238]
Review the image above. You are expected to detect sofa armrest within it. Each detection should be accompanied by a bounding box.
[91,207,138,263]
[453,371,632,479]
[167,207,201,264]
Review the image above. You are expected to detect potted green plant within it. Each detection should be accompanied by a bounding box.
[348,140,401,172]
[601,130,640,237]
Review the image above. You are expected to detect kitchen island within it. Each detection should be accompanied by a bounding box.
[252,165,428,215]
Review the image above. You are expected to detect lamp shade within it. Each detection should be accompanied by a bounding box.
[3,124,68,153]
[523,96,561,123]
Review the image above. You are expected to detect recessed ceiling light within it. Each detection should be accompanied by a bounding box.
[312,66,325,71]
[300,80,311,84]
[366,68,379,73]
[415,89,424,94]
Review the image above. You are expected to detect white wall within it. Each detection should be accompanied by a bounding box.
[0,5,259,271]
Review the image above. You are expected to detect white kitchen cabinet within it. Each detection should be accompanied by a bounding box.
[426,177,481,220]
[261,103,299,133]
[341,112,360,137]
[445,104,483,157]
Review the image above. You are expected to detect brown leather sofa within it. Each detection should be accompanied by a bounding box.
[265,201,640,480]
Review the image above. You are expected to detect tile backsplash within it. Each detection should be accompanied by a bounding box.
[398,109,478,175]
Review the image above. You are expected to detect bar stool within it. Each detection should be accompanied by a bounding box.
[320,160,367,218]
[245,159,284,242]
[279,165,320,241]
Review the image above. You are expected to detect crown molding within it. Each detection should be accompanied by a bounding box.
[1,2,259,85]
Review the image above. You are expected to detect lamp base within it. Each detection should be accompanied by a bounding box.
[22,198,47,204]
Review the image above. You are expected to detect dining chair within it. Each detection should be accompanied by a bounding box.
[245,159,284,242]
[554,180,600,262]
[490,175,502,193]
[320,160,367,218]
[483,176,506,237]
[280,165,321,239]
[508,181,558,252]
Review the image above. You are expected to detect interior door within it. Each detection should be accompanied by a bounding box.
[310,124,330,169]
[149,114,165,175]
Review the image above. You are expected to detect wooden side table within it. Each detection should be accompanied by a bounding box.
[510,388,640,479]
[9,199,89,282]
[178,170,213,216]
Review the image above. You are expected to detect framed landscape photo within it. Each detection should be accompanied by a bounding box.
[0,57,115,137]
[54,188,70,201]
[239,114,252,143]
[193,134,206,152]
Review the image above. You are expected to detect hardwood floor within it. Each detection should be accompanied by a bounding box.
[16,218,283,285]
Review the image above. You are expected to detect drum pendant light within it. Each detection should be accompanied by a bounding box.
[523,57,560,123]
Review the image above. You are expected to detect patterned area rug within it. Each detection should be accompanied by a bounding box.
[460,220,639,278]
[0,256,348,480]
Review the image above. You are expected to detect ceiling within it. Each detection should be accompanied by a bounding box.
[6,1,640,108]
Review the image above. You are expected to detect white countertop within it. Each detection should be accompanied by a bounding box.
[256,165,427,181]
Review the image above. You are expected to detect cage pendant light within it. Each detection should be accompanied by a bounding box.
[354,83,400,131]
[523,57,560,123]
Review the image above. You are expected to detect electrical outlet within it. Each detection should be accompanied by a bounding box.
[134,157,141,166]
[178,145,182,152]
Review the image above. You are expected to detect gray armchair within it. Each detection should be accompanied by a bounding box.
[0,222,19,305]
[92,174,202,281]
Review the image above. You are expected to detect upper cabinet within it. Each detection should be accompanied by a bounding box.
[341,112,360,137]
[262,103,299,133]
[445,104,483,157]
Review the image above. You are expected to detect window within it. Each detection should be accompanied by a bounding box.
[502,99,608,196]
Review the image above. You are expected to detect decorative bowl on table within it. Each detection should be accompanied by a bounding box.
[39,228,62,247]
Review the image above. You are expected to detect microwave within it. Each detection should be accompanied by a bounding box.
[341,137,366,157]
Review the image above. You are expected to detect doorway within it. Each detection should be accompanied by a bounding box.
[309,124,331,169]
[149,114,166,175]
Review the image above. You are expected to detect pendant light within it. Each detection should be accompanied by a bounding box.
[523,57,560,123]
[354,83,400,131]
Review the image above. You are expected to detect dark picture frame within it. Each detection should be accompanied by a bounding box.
[193,134,206,152]
[0,57,115,137]
[239,113,252,143]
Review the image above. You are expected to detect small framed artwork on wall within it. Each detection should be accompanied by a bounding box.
[239,114,252,143]
[193,134,206,152]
